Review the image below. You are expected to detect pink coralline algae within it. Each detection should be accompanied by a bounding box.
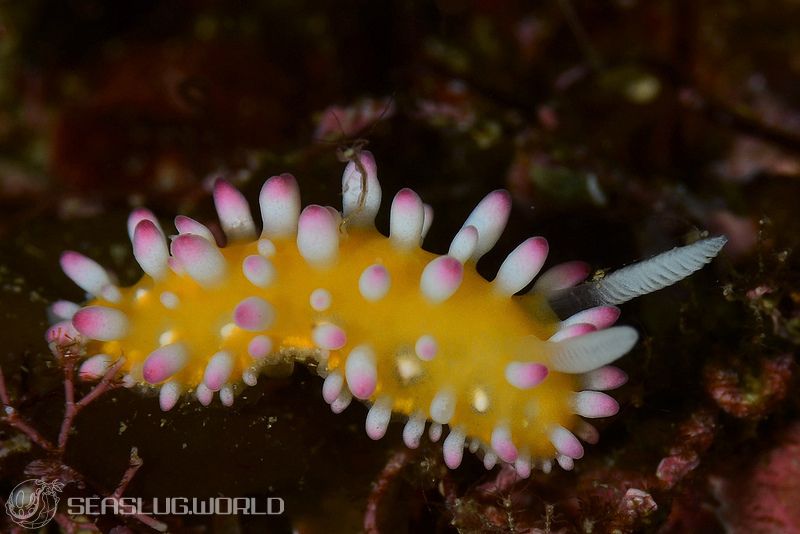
[711,422,800,534]
[656,408,718,489]
[704,353,794,419]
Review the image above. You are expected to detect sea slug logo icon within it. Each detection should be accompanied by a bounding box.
[5,479,64,529]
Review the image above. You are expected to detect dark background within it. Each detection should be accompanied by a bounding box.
[1,1,799,532]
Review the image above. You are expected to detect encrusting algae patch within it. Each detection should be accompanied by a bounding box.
[45,152,726,475]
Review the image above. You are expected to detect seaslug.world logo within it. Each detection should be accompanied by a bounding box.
[5,478,286,529]
[5,478,65,529]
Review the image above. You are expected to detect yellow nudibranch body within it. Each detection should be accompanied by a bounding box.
[47,152,726,475]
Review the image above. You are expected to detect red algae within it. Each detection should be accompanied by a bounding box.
[711,422,800,534]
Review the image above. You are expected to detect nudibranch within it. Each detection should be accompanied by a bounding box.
[46,152,726,475]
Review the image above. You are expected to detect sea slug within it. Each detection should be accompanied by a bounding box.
[46,152,726,475]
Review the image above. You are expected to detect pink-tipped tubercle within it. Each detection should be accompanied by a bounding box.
[143,343,188,384]
[562,306,620,329]
[60,251,119,301]
[420,255,463,303]
[342,151,381,227]
[345,345,377,399]
[533,261,591,293]
[260,174,301,238]
[447,225,479,263]
[297,205,339,266]
[174,215,216,243]
[213,178,257,242]
[127,208,163,243]
[72,306,129,341]
[170,234,227,287]
[389,188,425,250]
[133,220,169,280]
[494,236,549,296]
[233,297,275,331]
[358,264,390,301]
[461,190,511,261]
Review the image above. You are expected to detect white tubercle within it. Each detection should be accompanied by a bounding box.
[532,261,590,293]
[322,371,344,404]
[247,335,272,359]
[46,320,84,347]
[142,343,188,384]
[341,151,381,227]
[60,251,119,302]
[365,395,393,440]
[494,236,549,295]
[461,189,512,261]
[448,225,479,263]
[420,255,464,303]
[312,323,347,350]
[127,208,163,243]
[297,205,339,266]
[310,288,333,311]
[580,366,628,390]
[160,291,179,309]
[242,255,276,288]
[121,373,136,389]
[219,385,235,407]
[549,425,584,459]
[402,411,426,449]
[133,220,169,280]
[174,215,216,243]
[390,188,425,250]
[421,204,434,241]
[572,391,620,418]
[213,178,257,241]
[159,381,182,411]
[429,387,456,424]
[48,300,81,322]
[548,323,596,342]
[234,297,275,331]
[158,329,177,346]
[443,427,466,469]
[72,306,129,341]
[325,206,343,226]
[414,335,438,361]
[562,306,620,329]
[330,388,352,414]
[557,455,574,471]
[242,366,259,386]
[203,351,234,391]
[429,422,443,442]
[170,234,227,287]
[195,383,213,406]
[100,285,121,302]
[358,264,391,301]
[78,354,112,380]
[574,420,600,444]
[515,452,532,478]
[345,345,377,400]
[257,238,276,257]
[260,173,301,238]
[504,361,549,389]
[490,425,518,463]
[167,257,184,276]
[483,451,498,470]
